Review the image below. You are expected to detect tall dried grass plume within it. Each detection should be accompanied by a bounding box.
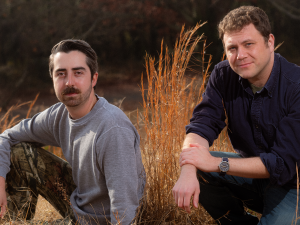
[136,22,221,224]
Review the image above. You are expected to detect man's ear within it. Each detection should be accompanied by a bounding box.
[92,72,98,88]
[268,34,275,51]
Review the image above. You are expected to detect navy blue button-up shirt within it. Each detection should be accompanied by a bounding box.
[186,53,300,187]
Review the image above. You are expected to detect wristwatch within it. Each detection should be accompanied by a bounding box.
[219,157,229,176]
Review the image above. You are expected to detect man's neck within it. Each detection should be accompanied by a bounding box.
[67,93,98,120]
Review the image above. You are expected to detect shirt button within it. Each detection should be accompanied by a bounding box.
[255,125,259,129]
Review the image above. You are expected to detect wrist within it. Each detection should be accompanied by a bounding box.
[218,157,230,176]
[0,177,5,189]
[180,164,197,176]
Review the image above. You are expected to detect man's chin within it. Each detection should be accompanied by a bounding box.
[63,101,81,108]
[61,96,81,107]
[64,102,80,107]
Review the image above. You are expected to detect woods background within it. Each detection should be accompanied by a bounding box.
[0,0,299,110]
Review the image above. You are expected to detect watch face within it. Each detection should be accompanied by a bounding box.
[219,161,229,172]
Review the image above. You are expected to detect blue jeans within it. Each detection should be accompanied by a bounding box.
[198,151,300,225]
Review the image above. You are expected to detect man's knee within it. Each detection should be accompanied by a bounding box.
[6,143,42,220]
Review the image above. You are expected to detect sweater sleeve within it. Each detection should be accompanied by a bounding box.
[98,126,143,225]
[0,106,60,179]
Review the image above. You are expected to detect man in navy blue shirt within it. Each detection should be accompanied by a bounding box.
[173,6,300,225]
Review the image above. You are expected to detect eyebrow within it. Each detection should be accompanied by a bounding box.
[241,39,254,44]
[55,67,86,73]
[226,39,255,50]
[72,67,86,71]
[225,43,237,51]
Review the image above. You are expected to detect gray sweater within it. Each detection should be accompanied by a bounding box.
[0,97,145,225]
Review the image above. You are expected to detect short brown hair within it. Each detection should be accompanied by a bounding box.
[218,6,271,43]
[49,39,98,79]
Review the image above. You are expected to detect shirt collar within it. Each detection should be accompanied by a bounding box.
[238,75,253,96]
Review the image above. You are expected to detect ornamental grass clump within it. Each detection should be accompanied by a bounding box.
[135,22,232,224]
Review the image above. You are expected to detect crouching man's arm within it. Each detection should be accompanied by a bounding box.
[173,133,270,213]
[0,177,6,218]
[172,133,208,214]
[99,126,145,225]
[179,139,270,178]
[0,107,60,218]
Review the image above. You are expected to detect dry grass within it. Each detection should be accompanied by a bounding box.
[134,23,229,224]
[0,94,39,133]
[33,196,63,222]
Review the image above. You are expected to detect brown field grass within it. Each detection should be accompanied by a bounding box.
[134,22,229,225]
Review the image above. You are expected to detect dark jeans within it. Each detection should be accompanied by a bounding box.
[6,142,76,223]
[198,151,300,225]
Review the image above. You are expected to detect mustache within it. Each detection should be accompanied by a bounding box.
[62,87,81,95]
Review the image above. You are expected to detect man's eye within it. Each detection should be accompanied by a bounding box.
[57,72,65,77]
[246,43,253,47]
[75,71,83,75]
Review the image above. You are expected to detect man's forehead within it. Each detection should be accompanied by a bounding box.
[223,24,261,45]
[53,50,85,59]
[53,51,88,68]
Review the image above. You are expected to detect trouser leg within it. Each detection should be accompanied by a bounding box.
[198,151,267,225]
[6,142,76,222]
[258,185,300,225]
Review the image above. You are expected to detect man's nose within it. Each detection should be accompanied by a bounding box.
[66,75,74,86]
[237,48,247,60]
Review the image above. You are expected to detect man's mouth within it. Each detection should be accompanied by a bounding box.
[65,93,78,96]
[238,62,252,68]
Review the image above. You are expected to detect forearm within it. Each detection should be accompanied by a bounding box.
[0,134,16,179]
[0,177,5,191]
[0,176,7,218]
[226,157,270,178]
[183,133,209,148]
[200,155,269,178]
[173,133,208,213]
[0,176,5,200]
[180,133,209,174]
[181,133,270,179]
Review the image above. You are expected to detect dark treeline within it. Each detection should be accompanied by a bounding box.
[0,0,299,109]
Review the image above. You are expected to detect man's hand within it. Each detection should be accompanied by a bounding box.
[0,177,7,218]
[172,165,200,214]
[179,143,219,172]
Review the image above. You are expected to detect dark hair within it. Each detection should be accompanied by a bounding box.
[218,6,271,43]
[49,39,98,79]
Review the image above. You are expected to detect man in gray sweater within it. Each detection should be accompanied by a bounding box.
[0,40,146,224]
